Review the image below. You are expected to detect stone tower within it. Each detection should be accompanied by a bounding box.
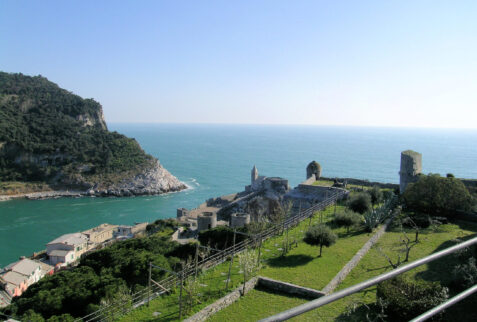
[306,161,322,179]
[251,165,258,185]
[399,150,422,193]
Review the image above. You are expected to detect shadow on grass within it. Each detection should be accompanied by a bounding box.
[267,254,314,268]
[414,232,477,285]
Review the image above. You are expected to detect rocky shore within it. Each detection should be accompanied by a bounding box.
[0,161,187,202]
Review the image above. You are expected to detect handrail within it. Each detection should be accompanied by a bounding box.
[409,284,477,322]
[259,236,477,322]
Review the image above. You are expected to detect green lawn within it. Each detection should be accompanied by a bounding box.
[213,219,477,321]
[120,204,369,321]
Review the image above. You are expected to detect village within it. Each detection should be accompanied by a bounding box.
[0,222,148,308]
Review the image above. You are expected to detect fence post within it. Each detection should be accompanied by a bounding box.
[226,230,236,290]
[148,262,152,306]
[194,242,199,279]
[179,270,184,320]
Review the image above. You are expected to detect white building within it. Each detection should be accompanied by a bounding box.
[46,233,88,265]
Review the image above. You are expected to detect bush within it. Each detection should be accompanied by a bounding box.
[377,276,448,321]
[403,175,474,217]
[334,210,362,233]
[347,192,372,214]
[304,224,337,257]
[402,213,432,229]
[452,257,477,290]
[368,186,383,206]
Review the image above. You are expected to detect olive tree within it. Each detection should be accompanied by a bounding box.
[304,224,338,257]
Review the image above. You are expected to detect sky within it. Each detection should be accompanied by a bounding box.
[1,1,477,128]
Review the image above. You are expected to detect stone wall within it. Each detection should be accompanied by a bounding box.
[320,177,399,190]
[257,277,325,299]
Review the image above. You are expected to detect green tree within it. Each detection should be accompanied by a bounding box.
[377,276,448,321]
[403,175,474,216]
[368,186,383,207]
[304,224,338,257]
[334,210,362,233]
[347,192,372,214]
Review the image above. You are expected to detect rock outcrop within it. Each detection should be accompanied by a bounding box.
[86,160,187,197]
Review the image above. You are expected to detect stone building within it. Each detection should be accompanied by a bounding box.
[82,223,117,246]
[197,212,217,232]
[230,213,251,228]
[399,150,422,193]
[246,166,289,196]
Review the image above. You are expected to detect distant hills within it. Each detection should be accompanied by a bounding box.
[0,72,186,196]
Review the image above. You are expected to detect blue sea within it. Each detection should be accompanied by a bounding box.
[1,124,476,267]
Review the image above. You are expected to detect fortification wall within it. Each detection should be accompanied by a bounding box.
[319,177,398,189]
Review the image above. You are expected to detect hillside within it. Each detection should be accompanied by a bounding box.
[0,72,186,196]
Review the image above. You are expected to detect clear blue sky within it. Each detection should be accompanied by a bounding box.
[2,1,477,128]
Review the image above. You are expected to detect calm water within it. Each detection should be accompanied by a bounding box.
[1,124,476,266]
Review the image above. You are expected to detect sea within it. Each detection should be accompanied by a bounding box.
[1,124,476,267]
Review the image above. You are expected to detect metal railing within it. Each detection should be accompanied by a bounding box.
[259,236,477,322]
[77,190,346,321]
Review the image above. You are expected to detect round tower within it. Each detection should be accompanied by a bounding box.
[197,212,217,232]
[399,150,422,193]
[306,161,322,179]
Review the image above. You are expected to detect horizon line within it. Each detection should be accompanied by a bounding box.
[107,121,477,131]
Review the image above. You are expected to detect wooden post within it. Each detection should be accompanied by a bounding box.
[194,242,199,279]
[179,270,184,320]
[148,262,152,306]
[226,230,236,290]
[257,235,262,265]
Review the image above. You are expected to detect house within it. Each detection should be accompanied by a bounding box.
[0,271,28,297]
[4,258,42,286]
[82,223,118,247]
[0,258,50,299]
[46,233,88,265]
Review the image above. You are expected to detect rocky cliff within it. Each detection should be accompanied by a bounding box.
[0,71,186,196]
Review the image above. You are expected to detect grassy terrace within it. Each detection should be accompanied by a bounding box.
[120,203,374,321]
[212,220,477,321]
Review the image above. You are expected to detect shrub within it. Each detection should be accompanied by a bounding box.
[402,213,431,229]
[334,210,362,233]
[403,175,474,217]
[347,192,372,214]
[368,186,383,206]
[304,224,337,257]
[452,257,477,290]
[377,276,448,321]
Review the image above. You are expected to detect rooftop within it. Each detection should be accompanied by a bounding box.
[47,233,87,246]
[4,259,40,276]
[0,271,27,286]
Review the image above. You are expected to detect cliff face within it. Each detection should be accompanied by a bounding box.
[0,72,186,196]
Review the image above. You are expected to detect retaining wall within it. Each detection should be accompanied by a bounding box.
[257,277,325,299]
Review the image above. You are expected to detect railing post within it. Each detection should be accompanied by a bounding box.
[148,262,152,306]
[178,270,184,320]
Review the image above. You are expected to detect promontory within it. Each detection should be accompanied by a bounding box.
[0,72,186,198]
